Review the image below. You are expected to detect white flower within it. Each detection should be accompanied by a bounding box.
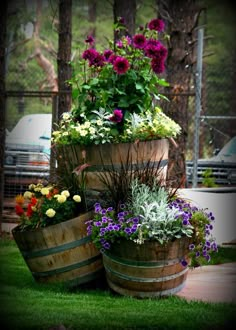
[89,127,96,134]
[62,131,69,136]
[73,195,81,203]
[80,130,87,137]
[96,119,103,126]
[62,113,71,120]
[83,121,91,128]
[61,190,70,197]
[23,191,32,199]
[45,208,56,218]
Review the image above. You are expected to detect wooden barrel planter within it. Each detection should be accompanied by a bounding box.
[56,139,169,192]
[12,212,104,287]
[102,237,191,298]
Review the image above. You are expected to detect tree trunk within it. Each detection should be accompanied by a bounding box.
[157,0,200,187]
[88,0,97,42]
[113,0,136,41]
[57,0,72,119]
[33,0,58,92]
[0,2,7,230]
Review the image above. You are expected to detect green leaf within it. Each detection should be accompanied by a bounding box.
[135,83,145,93]
[82,84,91,90]
[118,99,130,107]
[157,79,170,87]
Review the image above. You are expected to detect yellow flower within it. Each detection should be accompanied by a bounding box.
[73,195,81,203]
[52,130,61,136]
[61,190,70,197]
[57,194,67,203]
[45,208,56,218]
[15,194,24,205]
[23,191,32,199]
[41,187,50,195]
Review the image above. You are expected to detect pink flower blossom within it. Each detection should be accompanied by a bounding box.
[113,56,130,74]
[133,34,147,49]
[148,18,165,32]
[109,109,123,123]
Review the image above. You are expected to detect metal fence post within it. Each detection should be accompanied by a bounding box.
[192,27,204,188]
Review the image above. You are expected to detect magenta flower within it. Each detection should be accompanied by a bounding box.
[82,48,98,61]
[157,44,168,60]
[109,109,123,123]
[133,34,147,49]
[124,36,132,46]
[118,17,125,24]
[116,40,123,48]
[148,18,165,32]
[151,58,165,74]
[85,35,94,45]
[146,38,160,47]
[103,49,113,61]
[89,53,105,68]
[113,56,130,74]
[145,44,161,58]
[108,54,118,64]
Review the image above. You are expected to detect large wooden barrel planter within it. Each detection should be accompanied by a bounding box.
[12,212,104,287]
[56,139,169,192]
[102,237,191,298]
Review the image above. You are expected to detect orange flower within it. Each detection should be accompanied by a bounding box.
[15,194,24,205]
[53,188,59,195]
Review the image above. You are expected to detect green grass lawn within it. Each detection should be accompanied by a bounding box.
[0,238,236,330]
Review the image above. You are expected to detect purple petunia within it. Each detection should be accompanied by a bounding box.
[189,243,195,250]
[181,259,188,267]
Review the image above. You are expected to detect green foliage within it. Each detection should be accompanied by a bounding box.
[202,168,218,187]
[126,179,194,244]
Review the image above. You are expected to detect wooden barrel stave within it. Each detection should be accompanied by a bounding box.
[12,212,104,285]
[102,237,191,298]
[56,139,169,191]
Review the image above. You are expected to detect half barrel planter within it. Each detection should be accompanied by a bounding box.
[102,237,191,298]
[56,139,169,192]
[12,212,104,287]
